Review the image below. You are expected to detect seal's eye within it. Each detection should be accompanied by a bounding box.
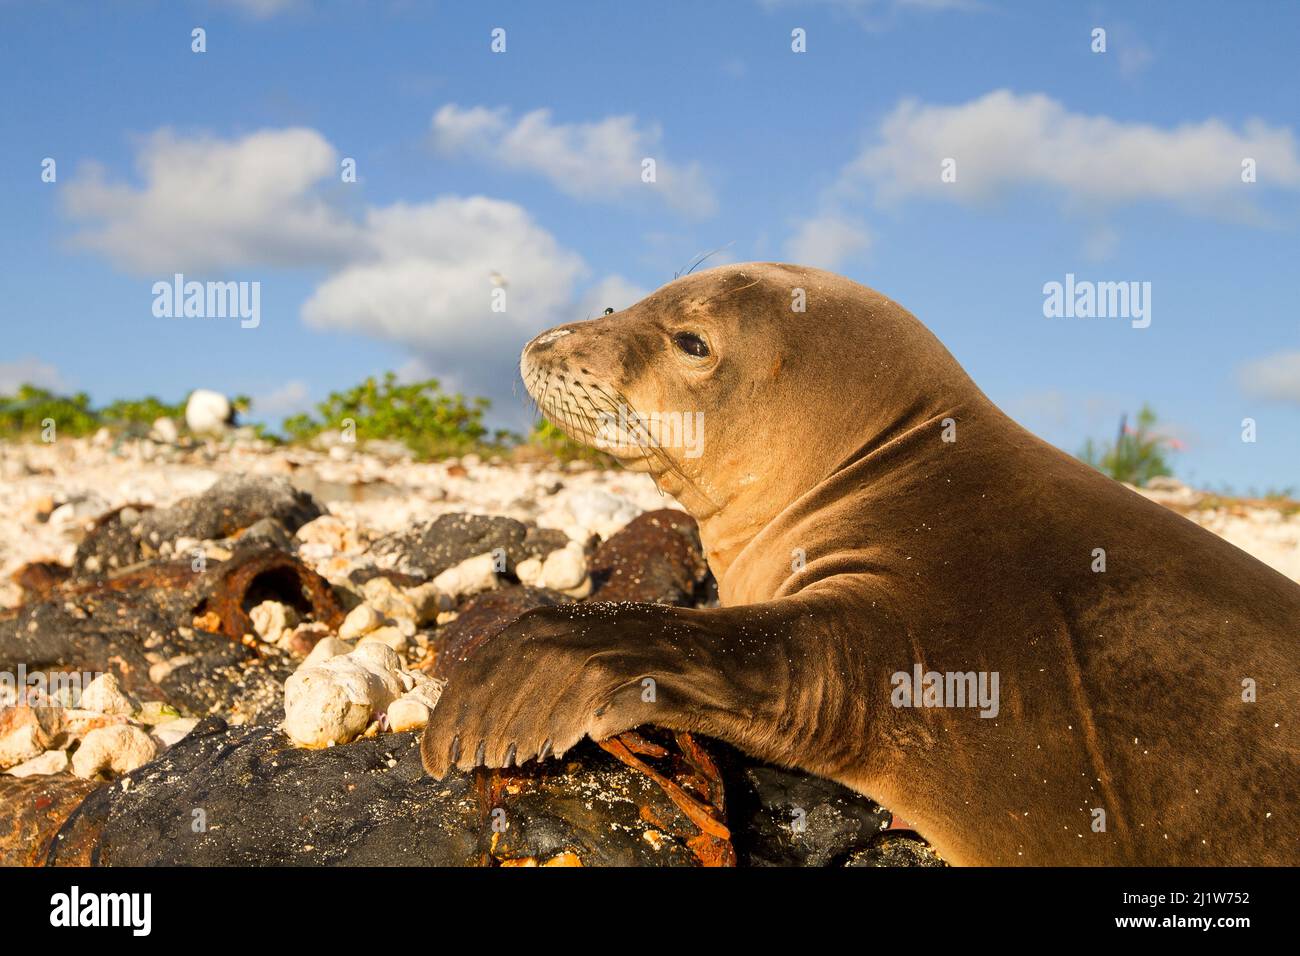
[672,332,710,358]
[603,307,615,315]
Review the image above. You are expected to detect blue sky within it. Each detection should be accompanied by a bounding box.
[2,0,1298,491]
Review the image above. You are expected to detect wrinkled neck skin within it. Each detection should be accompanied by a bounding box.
[648,352,989,608]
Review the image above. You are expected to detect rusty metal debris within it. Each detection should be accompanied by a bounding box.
[599,730,735,866]
[196,548,344,644]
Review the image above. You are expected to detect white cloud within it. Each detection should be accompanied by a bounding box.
[61,127,645,406]
[431,105,717,216]
[1238,351,1300,404]
[64,128,358,274]
[302,196,588,357]
[783,213,872,270]
[847,90,1300,216]
[0,358,68,395]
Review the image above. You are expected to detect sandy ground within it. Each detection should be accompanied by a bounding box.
[2,435,1298,609]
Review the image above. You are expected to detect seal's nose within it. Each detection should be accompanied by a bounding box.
[524,326,574,357]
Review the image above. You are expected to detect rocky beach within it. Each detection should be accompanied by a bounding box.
[1,432,1296,867]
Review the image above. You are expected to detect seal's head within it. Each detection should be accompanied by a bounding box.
[521,262,979,581]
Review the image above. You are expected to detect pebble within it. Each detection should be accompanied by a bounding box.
[5,748,70,777]
[403,673,445,710]
[296,514,367,554]
[361,577,417,621]
[152,717,201,749]
[303,636,354,666]
[515,557,544,586]
[149,417,179,444]
[60,708,130,742]
[0,705,65,769]
[149,655,196,684]
[283,643,406,748]
[405,581,451,625]
[432,552,499,600]
[71,725,158,779]
[385,699,430,733]
[357,625,409,655]
[338,602,384,640]
[79,672,139,716]
[250,600,298,644]
[539,542,589,590]
[185,389,233,434]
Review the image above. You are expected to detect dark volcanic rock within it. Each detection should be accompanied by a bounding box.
[139,475,322,547]
[232,517,294,552]
[588,509,709,605]
[372,513,531,578]
[0,589,293,723]
[521,525,570,559]
[0,549,342,724]
[68,505,153,577]
[718,751,894,866]
[844,834,947,867]
[74,476,322,574]
[46,718,727,867]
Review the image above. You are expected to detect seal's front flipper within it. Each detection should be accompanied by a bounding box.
[418,594,866,781]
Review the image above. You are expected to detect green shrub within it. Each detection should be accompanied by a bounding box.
[99,395,187,427]
[0,384,198,440]
[0,385,100,438]
[1,374,616,467]
[1078,404,1178,487]
[281,373,505,459]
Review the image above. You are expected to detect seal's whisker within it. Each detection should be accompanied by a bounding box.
[589,381,683,499]
[595,380,710,506]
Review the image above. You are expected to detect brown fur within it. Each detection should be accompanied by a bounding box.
[422,263,1299,866]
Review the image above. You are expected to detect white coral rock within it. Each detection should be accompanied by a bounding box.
[283,643,405,748]
[0,705,65,770]
[338,602,383,640]
[515,557,544,586]
[361,577,417,621]
[79,673,139,716]
[250,600,298,644]
[432,552,499,600]
[152,717,201,749]
[357,625,409,656]
[385,699,430,733]
[539,542,588,590]
[6,748,69,777]
[303,637,354,666]
[71,725,158,779]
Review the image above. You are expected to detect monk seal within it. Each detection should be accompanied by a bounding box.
[422,262,1299,866]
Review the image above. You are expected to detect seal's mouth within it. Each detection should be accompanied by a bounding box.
[520,337,661,466]
[520,355,624,457]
